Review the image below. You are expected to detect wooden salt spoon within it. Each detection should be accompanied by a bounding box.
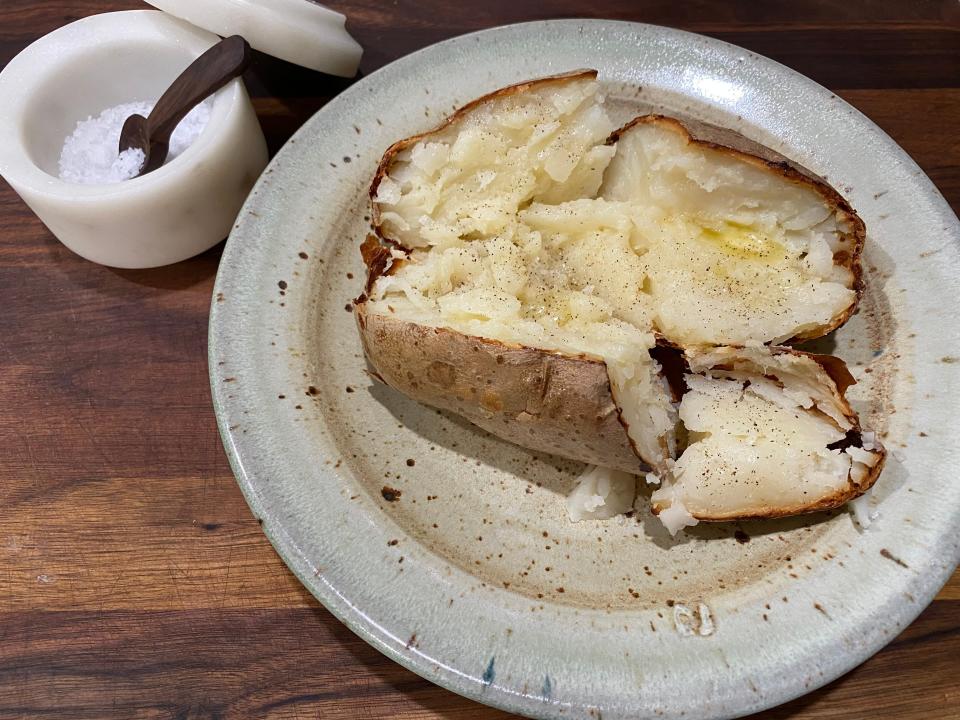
[119,35,252,178]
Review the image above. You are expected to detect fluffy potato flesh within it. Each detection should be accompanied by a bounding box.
[373,73,618,249]
[651,347,885,533]
[365,211,678,468]
[602,118,861,345]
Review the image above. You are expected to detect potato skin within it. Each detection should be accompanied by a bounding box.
[355,303,646,474]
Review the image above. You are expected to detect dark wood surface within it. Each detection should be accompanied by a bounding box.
[1,1,958,718]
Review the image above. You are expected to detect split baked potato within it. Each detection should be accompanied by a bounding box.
[354,70,884,531]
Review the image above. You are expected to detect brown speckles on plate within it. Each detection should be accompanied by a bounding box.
[299,251,309,260]
[381,486,402,502]
[879,548,909,568]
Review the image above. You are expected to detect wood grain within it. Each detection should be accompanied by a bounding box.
[0,603,956,719]
[0,1,957,718]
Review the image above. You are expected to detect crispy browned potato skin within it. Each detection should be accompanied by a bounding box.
[651,345,887,522]
[607,115,866,343]
[358,72,879,521]
[355,303,646,474]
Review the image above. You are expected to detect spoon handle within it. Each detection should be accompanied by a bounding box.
[146,35,252,147]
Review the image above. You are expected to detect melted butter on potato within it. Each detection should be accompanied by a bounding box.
[698,220,787,263]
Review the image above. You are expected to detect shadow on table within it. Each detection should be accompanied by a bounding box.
[317,604,517,719]
[309,599,873,720]
[108,241,224,290]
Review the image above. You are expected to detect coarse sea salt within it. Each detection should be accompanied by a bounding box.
[58,99,212,185]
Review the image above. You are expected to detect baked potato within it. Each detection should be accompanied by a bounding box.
[355,71,884,530]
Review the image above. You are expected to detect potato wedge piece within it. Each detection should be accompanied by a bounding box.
[651,346,886,533]
[602,116,865,345]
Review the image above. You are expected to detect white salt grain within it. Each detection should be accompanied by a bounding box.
[58,99,212,185]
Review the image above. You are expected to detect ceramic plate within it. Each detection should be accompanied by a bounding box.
[209,20,960,720]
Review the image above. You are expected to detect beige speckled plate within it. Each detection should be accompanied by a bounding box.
[209,20,960,720]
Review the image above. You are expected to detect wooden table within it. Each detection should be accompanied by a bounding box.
[2,1,958,717]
